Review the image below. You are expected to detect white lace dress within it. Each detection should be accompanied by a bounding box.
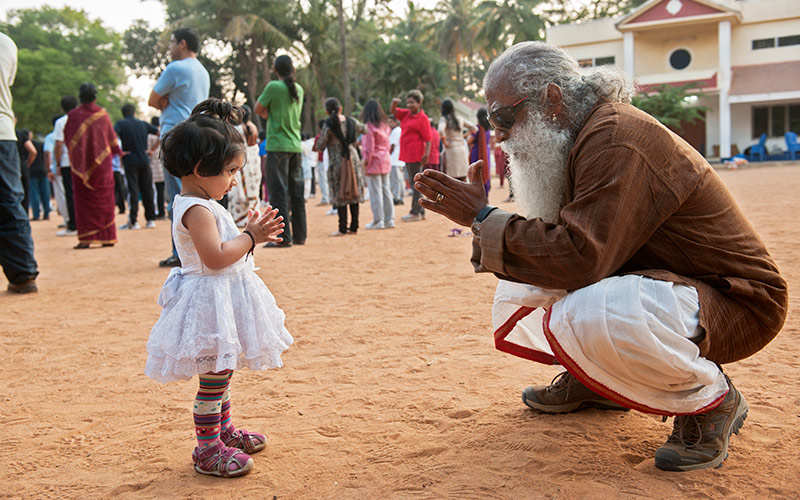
[145,195,293,383]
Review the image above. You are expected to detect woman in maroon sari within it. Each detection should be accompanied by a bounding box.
[64,83,121,249]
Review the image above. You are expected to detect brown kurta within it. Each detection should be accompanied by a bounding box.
[472,101,787,364]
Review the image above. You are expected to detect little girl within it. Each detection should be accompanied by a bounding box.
[145,98,293,478]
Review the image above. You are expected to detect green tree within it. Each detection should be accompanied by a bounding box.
[1,7,127,135]
[160,0,297,110]
[123,19,170,78]
[632,84,707,128]
[473,0,547,60]
[430,0,475,95]
[295,0,338,131]
[391,1,435,41]
[366,38,451,106]
[336,0,352,114]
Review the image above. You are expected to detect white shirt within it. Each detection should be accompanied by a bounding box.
[302,137,317,168]
[52,115,70,166]
[389,126,403,167]
[0,33,18,141]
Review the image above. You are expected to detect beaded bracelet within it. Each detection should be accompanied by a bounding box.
[242,230,256,261]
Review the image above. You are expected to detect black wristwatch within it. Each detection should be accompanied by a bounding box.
[471,205,496,237]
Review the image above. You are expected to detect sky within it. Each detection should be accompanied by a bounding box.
[1,0,167,31]
[0,0,435,32]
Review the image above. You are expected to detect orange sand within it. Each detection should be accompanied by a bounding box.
[2,165,799,499]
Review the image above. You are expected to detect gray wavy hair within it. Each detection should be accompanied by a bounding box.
[484,42,635,133]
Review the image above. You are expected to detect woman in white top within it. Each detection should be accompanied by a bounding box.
[437,99,474,181]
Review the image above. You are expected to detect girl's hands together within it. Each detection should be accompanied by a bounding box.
[244,206,285,244]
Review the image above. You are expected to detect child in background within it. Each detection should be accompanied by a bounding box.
[145,98,293,478]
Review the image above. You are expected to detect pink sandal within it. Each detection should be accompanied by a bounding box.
[221,426,267,454]
[192,441,253,477]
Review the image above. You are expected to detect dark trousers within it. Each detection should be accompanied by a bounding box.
[0,141,38,284]
[20,164,29,212]
[265,151,306,244]
[60,166,76,230]
[113,171,127,214]
[125,163,156,224]
[337,203,359,234]
[154,181,165,217]
[405,162,424,216]
[28,176,51,219]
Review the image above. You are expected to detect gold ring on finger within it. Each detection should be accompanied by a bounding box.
[435,192,445,204]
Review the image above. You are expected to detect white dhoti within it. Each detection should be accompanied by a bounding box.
[493,275,728,415]
[52,172,68,223]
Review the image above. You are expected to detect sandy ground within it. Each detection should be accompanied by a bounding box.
[2,165,799,500]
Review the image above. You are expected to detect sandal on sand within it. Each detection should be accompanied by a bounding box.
[221,427,267,454]
[74,243,90,249]
[192,441,253,478]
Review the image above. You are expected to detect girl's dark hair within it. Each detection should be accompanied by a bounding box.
[360,99,387,127]
[324,97,355,159]
[160,98,246,178]
[477,107,490,131]
[274,55,299,102]
[441,99,460,131]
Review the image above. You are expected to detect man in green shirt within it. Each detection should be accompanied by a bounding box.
[255,55,305,247]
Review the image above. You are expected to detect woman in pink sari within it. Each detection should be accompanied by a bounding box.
[64,83,121,249]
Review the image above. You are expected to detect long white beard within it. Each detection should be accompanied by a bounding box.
[501,115,572,223]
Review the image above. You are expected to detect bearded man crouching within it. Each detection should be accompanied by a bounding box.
[413,41,787,472]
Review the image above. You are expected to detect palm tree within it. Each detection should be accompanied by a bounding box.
[164,0,295,109]
[473,0,547,60]
[430,0,475,95]
[337,0,352,114]
[392,1,434,42]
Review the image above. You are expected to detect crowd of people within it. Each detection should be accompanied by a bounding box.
[2,26,513,288]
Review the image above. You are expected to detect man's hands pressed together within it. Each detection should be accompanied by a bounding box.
[414,160,488,227]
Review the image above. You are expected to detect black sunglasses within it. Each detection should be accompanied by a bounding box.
[487,97,530,130]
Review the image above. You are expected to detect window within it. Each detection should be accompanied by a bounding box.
[790,105,800,135]
[752,35,800,50]
[752,38,775,50]
[595,56,615,66]
[577,56,615,67]
[778,35,800,47]
[753,107,768,138]
[669,49,691,70]
[753,104,800,138]
[771,106,786,137]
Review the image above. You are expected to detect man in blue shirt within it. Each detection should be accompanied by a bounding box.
[115,103,159,230]
[148,27,210,267]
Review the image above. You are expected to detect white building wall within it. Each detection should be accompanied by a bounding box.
[699,95,719,157]
[730,19,800,66]
[634,27,719,75]
[558,40,625,68]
